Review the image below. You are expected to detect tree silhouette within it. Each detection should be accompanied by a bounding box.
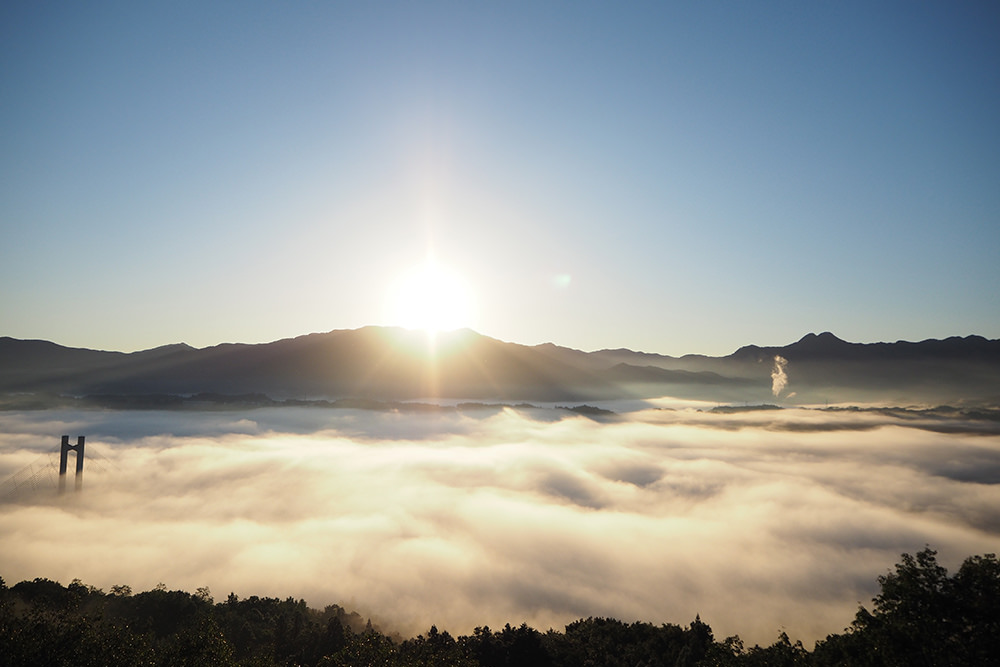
[2,548,998,666]
[814,547,1000,666]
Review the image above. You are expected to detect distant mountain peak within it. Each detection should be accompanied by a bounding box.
[792,332,849,348]
[145,342,195,353]
[798,331,844,343]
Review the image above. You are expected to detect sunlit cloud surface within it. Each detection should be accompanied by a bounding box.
[2,406,999,646]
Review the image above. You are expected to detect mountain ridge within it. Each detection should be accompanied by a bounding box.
[2,328,998,406]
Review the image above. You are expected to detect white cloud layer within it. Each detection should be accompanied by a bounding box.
[2,406,999,646]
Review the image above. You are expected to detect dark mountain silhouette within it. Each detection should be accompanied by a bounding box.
[721,332,1000,404]
[580,332,1000,405]
[1,328,617,402]
[603,363,747,385]
[2,329,998,406]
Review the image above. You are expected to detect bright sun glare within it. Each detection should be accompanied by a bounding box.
[385,260,475,333]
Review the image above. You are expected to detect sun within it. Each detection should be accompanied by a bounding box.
[384,259,475,333]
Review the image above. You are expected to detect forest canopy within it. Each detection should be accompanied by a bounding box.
[1,548,997,666]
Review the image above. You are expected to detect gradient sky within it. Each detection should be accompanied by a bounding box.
[2,1,998,356]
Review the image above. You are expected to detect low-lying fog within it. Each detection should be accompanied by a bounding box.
[2,404,999,646]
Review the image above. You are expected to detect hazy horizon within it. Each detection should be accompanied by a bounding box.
[5,324,997,358]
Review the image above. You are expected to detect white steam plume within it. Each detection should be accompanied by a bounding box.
[771,355,789,397]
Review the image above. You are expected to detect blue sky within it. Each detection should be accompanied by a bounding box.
[2,1,998,355]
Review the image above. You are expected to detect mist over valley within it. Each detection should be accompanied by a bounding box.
[2,329,999,651]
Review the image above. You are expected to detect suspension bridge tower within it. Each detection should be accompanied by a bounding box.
[59,435,85,494]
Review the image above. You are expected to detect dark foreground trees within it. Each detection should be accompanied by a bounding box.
[1,548,997,666]
[810,548,1000,666]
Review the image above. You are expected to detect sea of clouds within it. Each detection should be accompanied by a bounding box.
[2,404,999,646]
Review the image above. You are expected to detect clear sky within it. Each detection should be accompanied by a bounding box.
[2,1,998,356]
